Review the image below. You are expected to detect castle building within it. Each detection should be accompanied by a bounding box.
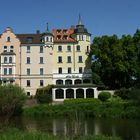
[0,16,98,101]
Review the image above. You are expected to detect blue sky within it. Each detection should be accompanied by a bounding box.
[0,0,140,39]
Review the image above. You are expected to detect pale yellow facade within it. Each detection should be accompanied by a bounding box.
[0,18,94,98]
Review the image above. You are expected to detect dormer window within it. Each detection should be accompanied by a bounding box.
[4,46,7,52]
[57,35,61,40]
[63,29,67,34]
[7,37,10,42]
[57,29,61,34]
[63,35,68,40]
[26,37,33,44]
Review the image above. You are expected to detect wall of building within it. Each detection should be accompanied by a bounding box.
[21,45,53,95]
[0,27,21,85]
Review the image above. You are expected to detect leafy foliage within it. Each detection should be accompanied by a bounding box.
[90,30,140,89]
[35,85,53,104]
[98,92,111,101]
[0,84,26,117]
[115,88,140,103]
[0,128,122,140]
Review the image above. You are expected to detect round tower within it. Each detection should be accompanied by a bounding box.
[73,14,91,42]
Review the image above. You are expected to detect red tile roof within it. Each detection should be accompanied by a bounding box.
[52,28,77,43]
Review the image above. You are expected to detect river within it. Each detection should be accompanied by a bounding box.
[2,117,140,140]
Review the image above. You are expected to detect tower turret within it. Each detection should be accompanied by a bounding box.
[73,15,91,42]
[42,23,54,47]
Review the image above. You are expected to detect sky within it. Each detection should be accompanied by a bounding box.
[0,0,140,39]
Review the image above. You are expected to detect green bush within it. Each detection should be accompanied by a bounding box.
[98,92,111,102]
[0,84,26,117]
[114,88,131,99]
[35,85,53,104]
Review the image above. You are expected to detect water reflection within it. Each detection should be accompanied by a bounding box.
[1,117,140,140]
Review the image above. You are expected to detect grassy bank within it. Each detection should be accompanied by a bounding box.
[23,98,140,119]
[0,128,121,140]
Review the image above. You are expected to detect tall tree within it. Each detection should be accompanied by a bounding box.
[90,32,138,89]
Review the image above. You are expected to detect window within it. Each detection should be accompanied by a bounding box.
[63,35,68,40]
[26,37,33,43]
[67,56,71,63]
[50,37,52,42]
[68,67,71,74]
[4,57,7,63]
[27,80,30,87]
[40,57,43,64]
[27,46,30,53]
[57,29,61,33]
[27,57,30,64]
[40,46,43,53]
[46,37,49,42]
[58,67,62,74]
[63,29,67,34]
[87,46,89,53]
[79,67,82,73]
[57,35,61,40]
[10,46,14,52]
[40,68,44,75]
[27,68,30,75]
[4,68,7,75]
[58,46,62,52]
[9,68,12,75]
[9,57,12,63]
[76,45,80,51]
[7,37,10,42]
[58,56,62,63]
[78,56,82,63]
[67,46,71,51]
[79,35,84,41]
[4,46,7,52]
[27,92,30,96]
[40,80,44,86]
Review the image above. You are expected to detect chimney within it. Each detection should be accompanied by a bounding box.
[36,30,40,34]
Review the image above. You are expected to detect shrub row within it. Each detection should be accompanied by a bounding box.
[0,128,122,140]
[24,98,140,119]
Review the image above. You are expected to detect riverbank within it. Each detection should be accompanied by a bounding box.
[23,98,140,119]
[0,128,121,140]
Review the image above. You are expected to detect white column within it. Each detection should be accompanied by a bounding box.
[52,88,56,101]
[94,88,98,98]
[84,88,86,98]
[63,89,66,100]
[74,88,76,99]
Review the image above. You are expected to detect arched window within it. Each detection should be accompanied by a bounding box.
[74,79,82,85]
[9,57,12,63]
[56,80,63,85]
[55,89,64,99]
[65,79,72,85]
[4,57,7,63]
[86,89,94,98]
[7,37,10,42]
[66,89,74,98]
[76,89,84,98]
